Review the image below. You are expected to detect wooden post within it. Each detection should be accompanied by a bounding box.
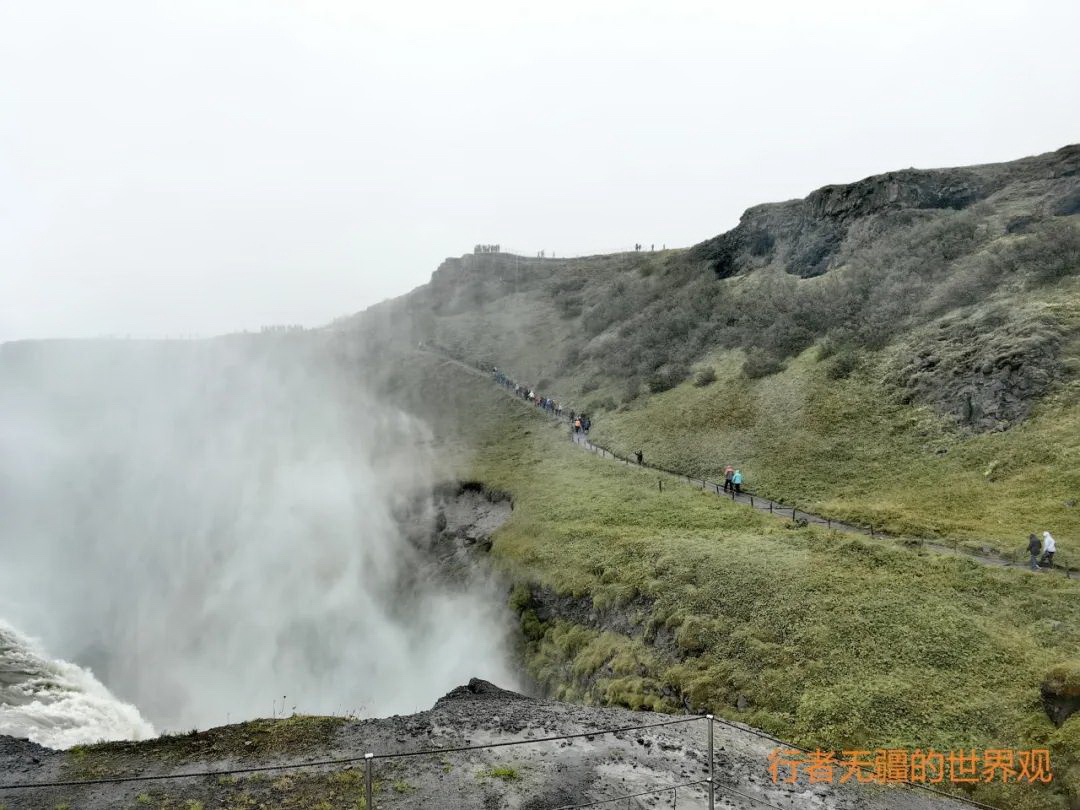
[707,715,715,810]
[750,496,754,508]
[658,479,663,492]
[365,753,374,809]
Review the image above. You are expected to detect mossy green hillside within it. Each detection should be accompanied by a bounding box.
[586,291,1080,558]
[399,352,1080,808]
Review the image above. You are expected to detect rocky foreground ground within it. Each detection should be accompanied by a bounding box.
[0,679,975,810]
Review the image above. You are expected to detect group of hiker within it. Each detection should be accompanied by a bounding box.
[572,413,591,435]
[489,359,1071,577]
[1027,531,1057,570]
[630,452,745,493]
[723,465,744,493]
[492,367,571,421]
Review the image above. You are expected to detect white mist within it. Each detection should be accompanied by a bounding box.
[0,335,516,742]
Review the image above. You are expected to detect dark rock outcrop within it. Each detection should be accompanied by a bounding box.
[889,309,1062,431]
[435,678,529,706]
[1042,663,1080,727]
[807,168,991,221]
[689,144,1080,280]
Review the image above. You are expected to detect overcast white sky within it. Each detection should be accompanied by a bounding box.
[2,0,1078,342]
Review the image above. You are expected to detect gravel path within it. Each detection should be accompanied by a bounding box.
[425,349,1073,577]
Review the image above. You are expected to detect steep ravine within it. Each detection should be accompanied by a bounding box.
[0,483,1037,808]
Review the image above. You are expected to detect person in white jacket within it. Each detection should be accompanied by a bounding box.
[1040,531,1057,567]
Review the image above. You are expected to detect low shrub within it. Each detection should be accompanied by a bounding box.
[588,396,619,413]
[742,349,785,379]
[694,367,718,387]
[648,365,689,393]
[825,351,859,380]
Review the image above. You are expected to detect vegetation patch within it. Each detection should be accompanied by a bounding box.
[389,354,1080,809]
[66,715,348,778]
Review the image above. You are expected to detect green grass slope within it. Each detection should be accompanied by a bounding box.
[342,146,1080,808]
[392,351,1080,810]
[589,282,1080,558]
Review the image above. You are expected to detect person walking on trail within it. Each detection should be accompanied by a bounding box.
[1040,531,1057,567]
[1027,533,1042,571]
[723,465,734,493]
[732,469,743,494]
[635,450,643,465]
[574,417,582,434]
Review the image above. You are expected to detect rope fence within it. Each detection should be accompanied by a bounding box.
[0,712,1002,809]
[0,716,725,810]
[425,344,1072,576]
[0,717,702,792]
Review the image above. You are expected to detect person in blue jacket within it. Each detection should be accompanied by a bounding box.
[732,469,743,494]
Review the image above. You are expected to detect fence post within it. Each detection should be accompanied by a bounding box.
[707,715,715,810]
[870,524,875,537]
[715,484,720,495]
[365,753,374,809]
[769,502,773,513]
[827,518,831,529]
[658,479,663,493]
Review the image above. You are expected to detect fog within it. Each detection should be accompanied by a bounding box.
[3,0,1080,342]
[0,335,516,742]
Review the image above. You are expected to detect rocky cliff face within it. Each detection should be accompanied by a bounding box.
[807,167,991,221]
[689,144,1080,279]
[889,308,1064,431]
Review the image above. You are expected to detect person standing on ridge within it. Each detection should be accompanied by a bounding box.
[1040,531,1056,567]
[1027,533,1042,571]
[732,469,743,494]
[723,465,735,493]
[635,450,643,465]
